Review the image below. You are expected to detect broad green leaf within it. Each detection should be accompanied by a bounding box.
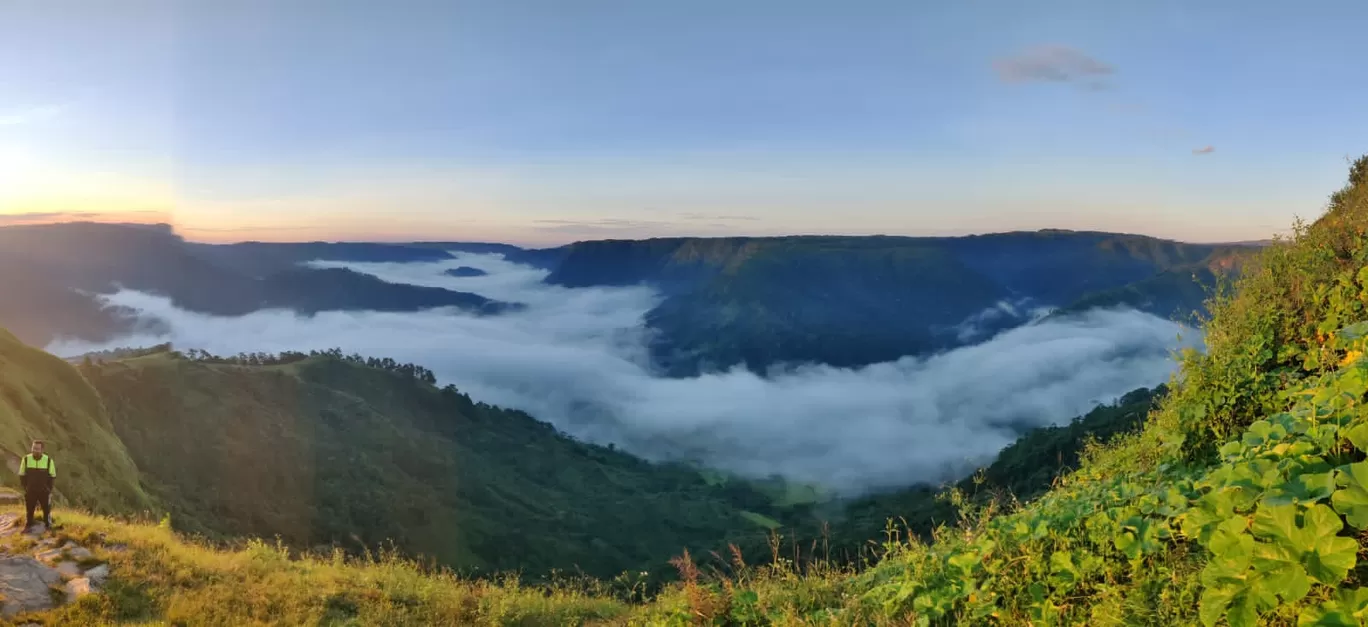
[1245,420,1275,448]
[1183,490,1236,544]
[1251,503,1299,546]
[1200,585,1238,627]
[1302,504,1357,585]
[946,551,978,573]
[1297,605,1358,627]
[1336,321,1368,341]
[1339,366,1368,398]
[1307,534,1359,585]
[1346,423,1368,453]
[1305,503,1348,542]
[1338,587,1368,615]
[1333,461,1368,529]
[1228,584,1275,627]
[1300,471,1338,502]
[1049,551,1078,585]
[1252,540,1311,603]
[1208,516,1253,568]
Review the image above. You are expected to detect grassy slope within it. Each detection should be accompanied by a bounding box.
[78,352,786,581]
[0,327,151,514]
[8,507,633,626]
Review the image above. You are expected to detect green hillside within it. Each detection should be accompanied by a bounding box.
[1050,247,1259,324]
[0,327,151,514]
[76,348,790,580]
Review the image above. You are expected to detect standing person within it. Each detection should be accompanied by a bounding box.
[19,439,56,531]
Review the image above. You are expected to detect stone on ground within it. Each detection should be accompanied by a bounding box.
[0,555,62,617]
[33,549,61,565]
[66,546,94,562]
[54,561,82,580]
[84,564,110,586]
[0,489,19,506]
[21,523,48,538]
[64,576,94,602]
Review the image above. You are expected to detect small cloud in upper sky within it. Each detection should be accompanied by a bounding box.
[0,104,64,126]
[994,45,1114,90]
[1192,145,1215,155]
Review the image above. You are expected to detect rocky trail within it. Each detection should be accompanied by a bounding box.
[0,492,116,624]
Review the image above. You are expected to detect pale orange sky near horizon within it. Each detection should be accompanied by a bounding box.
[0,204,1298,248]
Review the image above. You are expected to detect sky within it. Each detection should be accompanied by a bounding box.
[2,0,1367,246]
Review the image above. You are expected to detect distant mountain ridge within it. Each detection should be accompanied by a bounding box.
[524,231,1263,374]
[0,223,520,348]
[0,221,1265,375]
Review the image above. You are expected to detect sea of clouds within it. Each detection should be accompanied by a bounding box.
[47,253,1198,495]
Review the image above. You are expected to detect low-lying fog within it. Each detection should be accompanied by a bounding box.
[49,253,1196,494]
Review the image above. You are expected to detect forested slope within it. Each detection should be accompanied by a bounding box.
[0,327,151,513]
[77,348,789,580]
[539,232,1256,375]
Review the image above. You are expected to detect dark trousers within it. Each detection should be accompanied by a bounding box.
[24,489,51,526]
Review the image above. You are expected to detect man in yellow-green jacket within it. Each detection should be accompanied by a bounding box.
[18,439,57,531]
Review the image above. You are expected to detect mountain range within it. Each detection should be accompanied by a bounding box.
[0,221,1259,376]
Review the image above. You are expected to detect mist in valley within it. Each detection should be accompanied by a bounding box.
[48,253,1198,494]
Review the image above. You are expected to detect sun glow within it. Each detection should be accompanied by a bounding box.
[0,143,173,221]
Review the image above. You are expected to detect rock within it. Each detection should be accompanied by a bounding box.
[67,546,94,562]
[0,555,62,616]
[60,541,76,550]
[105,543,128,554]
[84,564,109,585]
[21,523,48,538]
[64,577,94,602]
[54,561,82,580]
[0,488,19,505]
[0,513,18,537]
[33,549,62,565]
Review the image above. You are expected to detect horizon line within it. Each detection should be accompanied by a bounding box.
[0,217,1288,249]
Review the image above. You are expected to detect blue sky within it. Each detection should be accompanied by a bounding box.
[1,0,1366,246]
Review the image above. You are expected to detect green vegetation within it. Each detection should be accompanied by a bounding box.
[0,326,151,514]
[9,157,1368,624]
[76,347,791,581]
[545,231,1257,375]
[829,385,1165,557]
[1050,249,1256,324]
[644,240,1005,374]
[5,507,633,626]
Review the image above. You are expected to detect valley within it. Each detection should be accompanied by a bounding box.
[1,152,1364,622]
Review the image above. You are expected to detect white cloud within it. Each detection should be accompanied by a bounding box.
[47,254,1195,494]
